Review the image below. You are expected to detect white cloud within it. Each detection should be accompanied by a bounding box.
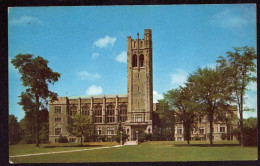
[210,7,255,33]
[153,91,163,103]
[115,51,127,63]
[9,15,43,25]
[92,53,99,59]
[86,85,103,95]
[77,71,101,81]
[170,68,188,88]
[93,35,116,48]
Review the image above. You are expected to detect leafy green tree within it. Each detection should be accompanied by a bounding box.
[163,87,197,145]
[9,115,21,145]
[11,54,60,147]
[186,67,233,146]
[114,122,128,143]
[66,114,94,146]
[217,46,257,147]
[231,117,257,146]
[19,109,49,144]
[156,98,175,140]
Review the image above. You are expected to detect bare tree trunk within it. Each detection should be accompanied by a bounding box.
[35,94,40,147]
[209,112,213,146]
[81,135,83,146]
[240,95,244,147]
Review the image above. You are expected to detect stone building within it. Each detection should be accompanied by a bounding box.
[49,29,237,143]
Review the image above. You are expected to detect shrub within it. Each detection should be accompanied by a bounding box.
[58,135,68,143]
[193,135,201,141]
[138,133,147,143]
[221,133,227,140]
[146,133,152,141]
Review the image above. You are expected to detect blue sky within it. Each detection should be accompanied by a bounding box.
[8,5,257,121]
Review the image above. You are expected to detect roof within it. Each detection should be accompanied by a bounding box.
[67,94,128,99]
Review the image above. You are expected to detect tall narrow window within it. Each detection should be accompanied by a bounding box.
[107,104,115,123]
[82,105,90,115]
[137,73,139,79]
[139,54,144,67]
[94,105,102,123]
[119,104,127,122]
[55,128,61,135]
[137,86,139,92]
[69,105,77,116]
[132,54,137,67]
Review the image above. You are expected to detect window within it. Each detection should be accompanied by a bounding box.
[138,102,139,108]
[177,127,182,134]
[220,126,225,132]
[137,86,140,92]
[137,73,140,79]
[199,128,204,134]
[55,106,61,113]
[177,137,182,141]
[107,127,115,135]
[119,104,127,122]
[107,105,115,123]
[132,55,137,67]
[69,105,77,116]
[94,105,102,123]
[82,105,90,115]
[95,127,102,135]
[139,54,144,67]
[55,128,61,135]
[55,117,61,122]
[134,114,143,122]
[69,138,76,143]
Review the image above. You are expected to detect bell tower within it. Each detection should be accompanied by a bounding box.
[126,29,153,137]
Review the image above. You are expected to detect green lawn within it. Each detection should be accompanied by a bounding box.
[9,141,257,163]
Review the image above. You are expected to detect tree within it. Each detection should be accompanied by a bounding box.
[231,117,257,146]
[114,122,128,143]
[163,87,197,145]
[186,67,233,146]
[66,114,94,146]
[217,46,257,147]
[157,98,175,139]
[9,115,21,145]
[19,109,49,144]
[11,54,61,147]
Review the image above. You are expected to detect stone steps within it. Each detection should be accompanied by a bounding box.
[124,141,138,145]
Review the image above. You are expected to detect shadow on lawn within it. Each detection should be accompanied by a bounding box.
[43,145,102,148]
[174,144,240,147]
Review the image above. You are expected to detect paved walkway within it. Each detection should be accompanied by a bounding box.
[9,145,124,158]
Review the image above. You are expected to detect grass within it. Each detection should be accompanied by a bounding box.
[9,141,257,163]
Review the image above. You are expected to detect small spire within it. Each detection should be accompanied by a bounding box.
[137,32,139,39]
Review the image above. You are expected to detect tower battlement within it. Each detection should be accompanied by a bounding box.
[127,29,152,49]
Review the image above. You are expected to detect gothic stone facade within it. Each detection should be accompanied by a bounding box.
[49,29,237,143]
